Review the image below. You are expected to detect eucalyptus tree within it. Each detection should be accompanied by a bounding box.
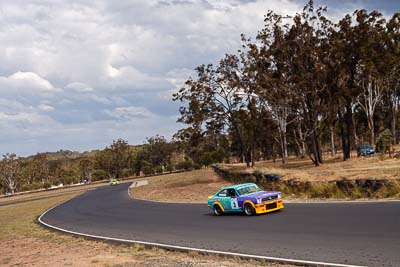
[0,153,20,194]
[237,36,273,166]
[174,55,255,166]
[172,0,399,166]
[383,13,400,144]
[352,10,388,145]
[281,2,332,166]
[79,159,93,183]
[95,139,132,178]
[333,14,359,160]
[253,11,297,164]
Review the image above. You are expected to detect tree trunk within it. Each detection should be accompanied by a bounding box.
[251,145,255,167]
[316,131,323,164]
[280,131,288,164]
[297,123,306,158]
[344,103,352,159]
[245,149,251,168]
[352,112,359,149]
[293,129,302,158]
[311,131,320,167]
[264,145,270,160]
[330,123,336,157]
[310,136,319,167]
[368,116,375,145]
[272,143,276,163]
[392,106,397,144]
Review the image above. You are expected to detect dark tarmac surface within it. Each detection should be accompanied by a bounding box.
[40,183,400,267]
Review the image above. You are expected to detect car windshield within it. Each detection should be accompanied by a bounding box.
[237,185,262,196]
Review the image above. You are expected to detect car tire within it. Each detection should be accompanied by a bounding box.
[214,205,223,216]
[244,203,255,216]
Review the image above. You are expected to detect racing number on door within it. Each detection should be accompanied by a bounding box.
[230,198,239,209]
[227,188,239,210]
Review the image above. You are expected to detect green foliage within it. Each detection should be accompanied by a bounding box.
[140,160,154,175]
[94,139,133,178]
[376,129,393,153]
[154,165,164,174]
[175,160,194,171]
[0,153,20,194]
[133,135,179,175]
[20,182,42,192]
[92,169,108,181]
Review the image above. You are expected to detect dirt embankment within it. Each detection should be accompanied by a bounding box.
[213,165,400,200]
[222,153,400,182]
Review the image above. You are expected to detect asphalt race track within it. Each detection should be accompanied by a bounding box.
[39,183,400,267]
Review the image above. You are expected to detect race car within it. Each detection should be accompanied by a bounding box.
[109,179,120,186]
[207,183,284,216]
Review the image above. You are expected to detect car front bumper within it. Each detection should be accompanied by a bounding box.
[254,200,284,214]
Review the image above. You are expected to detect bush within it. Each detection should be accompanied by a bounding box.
[92,169,108,181]
[154,165,163,174]
[21,182,42,191]
[176,160,194,171]
[193,163,202,170]
[376,129,393,154]
[200,153,213,167]
[141,166,154,175]
[60,176,79,185]
[165,164,174,172]
[140,160,154,175]
[43,182,52,189]
[121,168,135,178]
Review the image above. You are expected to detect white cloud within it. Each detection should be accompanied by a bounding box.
[0,72,58,93]
[105,106,155,120]
[38,104,55,112]
[65,82,93,93]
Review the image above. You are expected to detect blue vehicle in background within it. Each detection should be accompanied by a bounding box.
[357,144,375,157]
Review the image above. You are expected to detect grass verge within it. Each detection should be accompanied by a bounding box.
[222,151,400,181]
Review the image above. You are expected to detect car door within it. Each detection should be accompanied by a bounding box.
[217,189,231,211]
[227,188,240,211]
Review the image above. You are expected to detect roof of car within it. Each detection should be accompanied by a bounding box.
[221,183,257,191]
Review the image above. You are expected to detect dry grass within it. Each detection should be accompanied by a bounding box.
[0,184,101,206]
[131,169,230,203]
[0,188,294,266]
[223,152,400,182]
[0,175,157,205]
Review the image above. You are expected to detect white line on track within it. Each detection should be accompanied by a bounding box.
[37,184,369,267]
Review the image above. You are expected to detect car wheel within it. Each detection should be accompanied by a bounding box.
[244,203,255,216]
[214,205,223,216]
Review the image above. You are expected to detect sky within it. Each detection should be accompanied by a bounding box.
[0,0,399,156]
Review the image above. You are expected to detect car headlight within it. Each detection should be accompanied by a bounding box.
[277,194,282,199]
[257,198,262,204]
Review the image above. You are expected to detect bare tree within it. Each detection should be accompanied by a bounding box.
[356,74,385,144]
[0,153,20,194]
[79,159,93,183]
